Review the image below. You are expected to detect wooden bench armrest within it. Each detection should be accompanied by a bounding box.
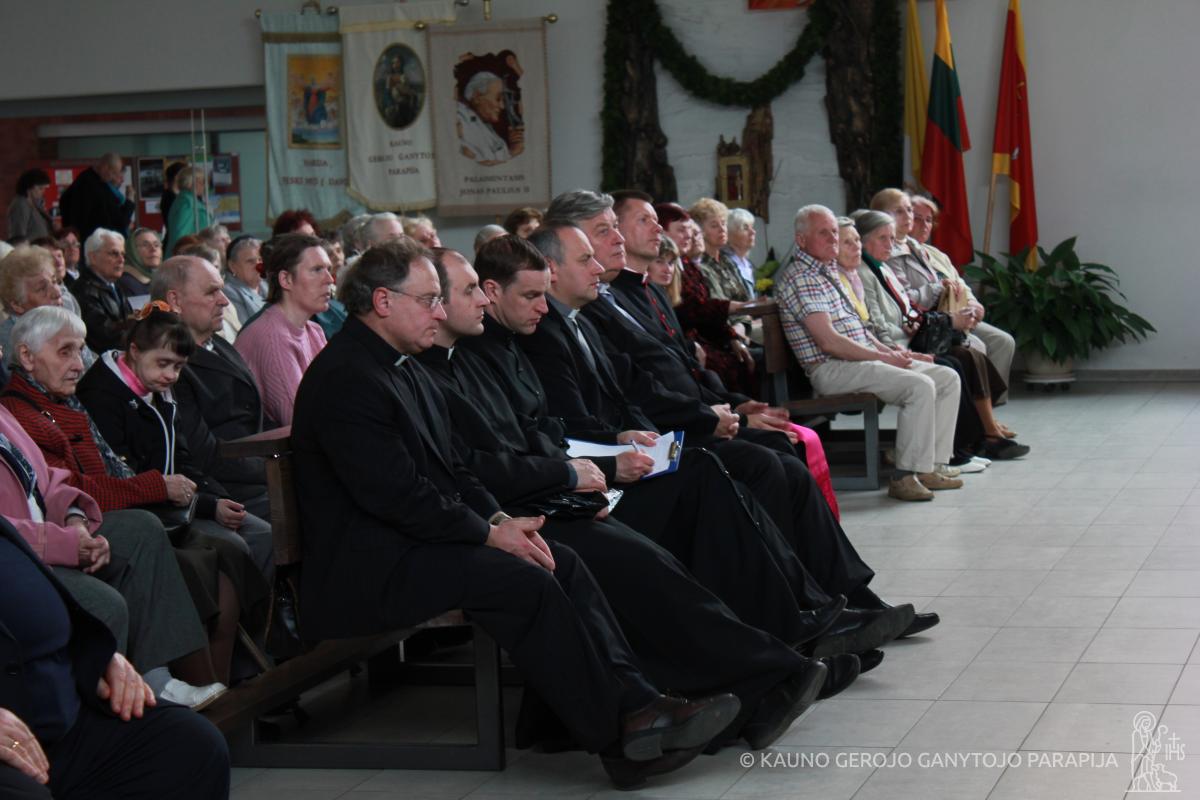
[783,393,880,417]
[218,426,294,459]
[741,299,779,319]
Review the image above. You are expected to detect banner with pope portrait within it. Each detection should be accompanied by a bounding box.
[429,20,551,216]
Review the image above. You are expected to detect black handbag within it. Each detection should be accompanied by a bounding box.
[514,490,611,520]
[908,311,965,355]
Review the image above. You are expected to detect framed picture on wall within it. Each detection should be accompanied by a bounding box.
[717,154,750,208]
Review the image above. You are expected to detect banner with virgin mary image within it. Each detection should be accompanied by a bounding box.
[430,20,551,216]
[340,1,455,211]
[261,11,359,227]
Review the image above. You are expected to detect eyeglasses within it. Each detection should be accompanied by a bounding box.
[387,288,444,310]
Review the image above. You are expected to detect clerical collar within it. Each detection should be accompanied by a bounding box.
[394,353,409,367]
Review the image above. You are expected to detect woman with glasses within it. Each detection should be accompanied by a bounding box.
[233,233,333,428]
[220,236,266,326]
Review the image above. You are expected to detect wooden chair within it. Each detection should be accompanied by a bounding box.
[201,427,505,770]
[744,299,882,490]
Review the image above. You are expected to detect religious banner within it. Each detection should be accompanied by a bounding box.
[339,1,454,211]
[430,20,551,216]
[261,11,357,227]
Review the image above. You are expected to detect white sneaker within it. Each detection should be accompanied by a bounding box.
[957,459,987,473]
[935,464,962,478]
[971,455,992,466]
[160,678,227,710]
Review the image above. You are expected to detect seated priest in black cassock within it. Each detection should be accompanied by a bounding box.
[415,247,861,751]
[503,224,928,647]
[292,238,755,789]
[545,192,939,639]
[443,241,901,664]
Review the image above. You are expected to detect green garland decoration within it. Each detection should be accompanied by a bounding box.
[601,0,903,205]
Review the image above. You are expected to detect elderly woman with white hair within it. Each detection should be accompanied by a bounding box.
[0,246,67,362]
[723,207,759,299]
[854,210,1029,463]
[0,306,237,707]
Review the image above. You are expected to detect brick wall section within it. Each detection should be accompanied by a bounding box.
[0,106,262,239]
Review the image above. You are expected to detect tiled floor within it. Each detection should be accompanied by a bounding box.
[230,381,1200,799]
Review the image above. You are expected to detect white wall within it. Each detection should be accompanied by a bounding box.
[909,0,1200,370]
[3,0,1194,368]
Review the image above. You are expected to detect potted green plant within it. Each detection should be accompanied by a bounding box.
[965,237,1155,381]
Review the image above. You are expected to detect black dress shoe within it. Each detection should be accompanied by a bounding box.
[847,585,940,639]
[899,611,940,638]
[789,594,847,647]
[858,649,885,674]
[602,745,705,790]
[741,660,827,750]
[621,693,741,762]
[816,653,860,700]
[980,436,1031,460]
[808,605,915,657]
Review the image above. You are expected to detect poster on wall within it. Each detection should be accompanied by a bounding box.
[261,11,358,228]
[339,1,454,212]
[429,19,550,216]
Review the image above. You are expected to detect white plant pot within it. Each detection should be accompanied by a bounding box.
[1023,351,1075,383]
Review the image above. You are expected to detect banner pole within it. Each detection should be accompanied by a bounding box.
[982,171,998,255]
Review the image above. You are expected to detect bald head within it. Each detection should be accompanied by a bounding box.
[151,255,230,343]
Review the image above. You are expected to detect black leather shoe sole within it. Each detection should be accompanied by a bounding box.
[622,694,742,762]
[897,611,940,638]
[742,661,828,750]
[858,649,885,673]
[811,604,916,657]
[816,653,861,700]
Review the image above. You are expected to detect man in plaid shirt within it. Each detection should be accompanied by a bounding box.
[775,205,961,502]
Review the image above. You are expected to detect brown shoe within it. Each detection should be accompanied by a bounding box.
[887,475,934,501]
[918,472,964,490]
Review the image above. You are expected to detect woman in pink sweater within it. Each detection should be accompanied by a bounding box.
[234,233,334,428]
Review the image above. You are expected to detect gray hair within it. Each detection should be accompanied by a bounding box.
[9,305,85,364]
[793,204,836,236]
[364,212,403,246]
[226,236,261,267]
[727,208,755,234]
[339,238,431,316]
[463,71,501,102]
[853,210,895,240]
[339,214,374,254]
[473,224,506,253]
[84,228,124,256]
[527,222,581,266]
[150,255,207,301]
[176,165,204,191]
[545,190,614,225]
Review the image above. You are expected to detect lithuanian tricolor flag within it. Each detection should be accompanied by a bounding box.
[920,0,974,267]
[992,0,1039,269]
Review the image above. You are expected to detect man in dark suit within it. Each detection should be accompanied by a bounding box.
[72,230,133,355]
[516,222,929,654]
[0,516,230,799]
[289,239,743,789]
[544,193,939,638]
[419,247,861,715]
[151,256,273,574]
[57,153,135,244]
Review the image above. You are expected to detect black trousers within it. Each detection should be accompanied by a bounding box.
[382,540,658,754]
[540,515,803,707]
[612,449,827,643]
[934,353,987,454]
[0,703,229,800]
[713,430,876,600]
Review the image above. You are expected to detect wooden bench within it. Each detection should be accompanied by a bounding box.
[744,299,883,490]
[202,427,505,771]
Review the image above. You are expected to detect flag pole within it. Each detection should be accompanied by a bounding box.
[982,171,998,255]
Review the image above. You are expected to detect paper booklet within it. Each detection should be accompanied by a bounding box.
[565,431,685,480]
